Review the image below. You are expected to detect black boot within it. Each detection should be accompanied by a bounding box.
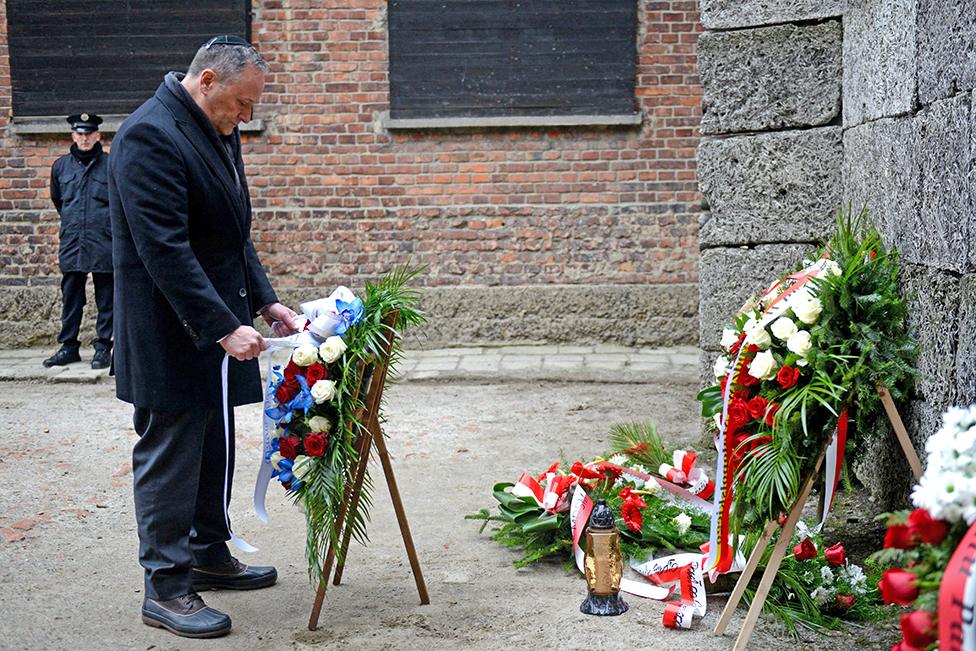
[141,592,231,638]
[42,347,81,367]
[191,557,278,591]
[91,348,111,370]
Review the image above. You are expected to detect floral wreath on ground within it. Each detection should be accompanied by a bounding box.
[263,267,425,583]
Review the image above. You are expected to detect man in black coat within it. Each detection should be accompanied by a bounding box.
[109,36,298,638]
[45,113,113,369]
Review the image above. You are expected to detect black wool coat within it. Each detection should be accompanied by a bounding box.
[50,146,113,273]
[109,73,277,411]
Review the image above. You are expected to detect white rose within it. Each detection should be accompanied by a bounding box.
[770,317,798,341]
[713,356,729,378]
[720,328,739,350]
[787,330,812,357]
[292,344,320,367]
[745,323,771,350]
[310,379,337,404]
[748,350,777,380]
[318,336,347,364]
[673,512,692,535]
[791,293,823,325]
[307,415,332,433]
[823,259,842,277]
[292,455,313,481]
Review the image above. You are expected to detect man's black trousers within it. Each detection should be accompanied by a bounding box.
[132,407,236,600]
[57,271,113,351]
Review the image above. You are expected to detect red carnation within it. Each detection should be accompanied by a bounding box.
[907,508,948,545]
[746,396,768,420]
[764,403,781,427]
[283,360,300,381]
[879,568,919,606]
[835,594,856,610]
[792,538,817,561]
[279,435,301,460]
[900,610,936,649]
[275,378,300,404]
[824,542,846,566]
[304,362,328,387]
[621,499,644,533]
[776,365,800,389]
[304,433,328,457]
[884,523,916,550]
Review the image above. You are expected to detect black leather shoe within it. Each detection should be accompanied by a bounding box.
[42,348,81,367]
[91,348,111,369]
[192,557,278,591]
[141,592,231,638]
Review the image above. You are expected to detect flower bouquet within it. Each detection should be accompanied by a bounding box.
[872,404,976,650]
[261,267,425,583]
[698,210,917,553]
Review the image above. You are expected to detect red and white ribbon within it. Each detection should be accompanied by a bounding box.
[939,521,976,650]
[511,472,574,514]
[659,450,715,501]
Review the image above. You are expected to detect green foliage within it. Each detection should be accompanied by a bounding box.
[301,264,426,585]
[607,421,670,470]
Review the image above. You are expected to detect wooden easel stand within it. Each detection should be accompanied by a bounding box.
[713,384,923,649]
[307,313,430,631]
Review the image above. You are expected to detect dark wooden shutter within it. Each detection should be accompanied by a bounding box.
[388,0,637,119]
[7,0,250,117]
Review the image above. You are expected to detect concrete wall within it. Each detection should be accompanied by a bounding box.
[0,0,703,349]
[698,0,976,505]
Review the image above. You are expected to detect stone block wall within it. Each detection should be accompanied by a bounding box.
[0,0,704,348]
[699,0,976,506]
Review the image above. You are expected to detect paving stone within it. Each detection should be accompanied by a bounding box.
[499,357,543,370]
[699,128,842,246]
[843,0,917,125]
[699,21,842,135]
[700,0,842,29]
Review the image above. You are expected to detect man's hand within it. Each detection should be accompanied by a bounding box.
[220,325,268,361]
[261,302,300,337]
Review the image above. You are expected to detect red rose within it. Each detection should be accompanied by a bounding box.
[746,396,768,420]
[279,435,301,460]
[747,344,759,354]
[900,610,936,648]
[283,360,300,381]
[275,378,300,405]
[764,403,781,427]
[792,538,817,561]
[835,594,855,610]
[740,367,760,387]
[304,362,328,387]
[884,523,916,550]
[776,365,800,389]
[726,399,751,433]
[890,642,923,651]
[908,508,948,545]
[879,568,919,606]
[777,512,788,526]
[304,433,328,457]
[824,542,846,566]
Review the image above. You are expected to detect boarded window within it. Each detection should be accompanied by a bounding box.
[388,0,638,119]
[7,0,250,117]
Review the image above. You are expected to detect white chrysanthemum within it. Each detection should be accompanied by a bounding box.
[820,566,835,584]
[721,328,739,350]
[608,454,627,466]
[840,564,868,595]
[810,586,833,606]
[644,479,662,495]
[673,512,692,535]
[771,317,798,341]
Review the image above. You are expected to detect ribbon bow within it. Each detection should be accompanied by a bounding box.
[511,471,575,514]
[659,450,715,500]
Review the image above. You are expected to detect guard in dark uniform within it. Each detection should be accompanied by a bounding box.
[45,113,113,369]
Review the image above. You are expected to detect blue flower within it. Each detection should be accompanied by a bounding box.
[334,298,364,335]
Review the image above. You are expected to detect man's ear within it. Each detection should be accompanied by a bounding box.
[199,69,218,93]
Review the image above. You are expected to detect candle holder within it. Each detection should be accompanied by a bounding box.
[580,499,629,616]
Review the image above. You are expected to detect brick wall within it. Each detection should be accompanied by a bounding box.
[0,0,703,347]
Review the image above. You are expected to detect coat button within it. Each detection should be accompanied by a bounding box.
[239,288,247,298]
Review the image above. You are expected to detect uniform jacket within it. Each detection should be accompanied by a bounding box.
[50,145,113,273]
[109,72,277,411]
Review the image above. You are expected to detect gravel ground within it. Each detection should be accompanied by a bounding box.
[0,378,897,650]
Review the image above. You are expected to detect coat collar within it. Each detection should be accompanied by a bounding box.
[154,73,248,237]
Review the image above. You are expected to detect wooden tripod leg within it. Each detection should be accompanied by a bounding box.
[731,447,827,651]
[332,429,373,586]
[307,430,368,631]
[877,385,924,480]
[713,519,777,636]
[371,425,430,605]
